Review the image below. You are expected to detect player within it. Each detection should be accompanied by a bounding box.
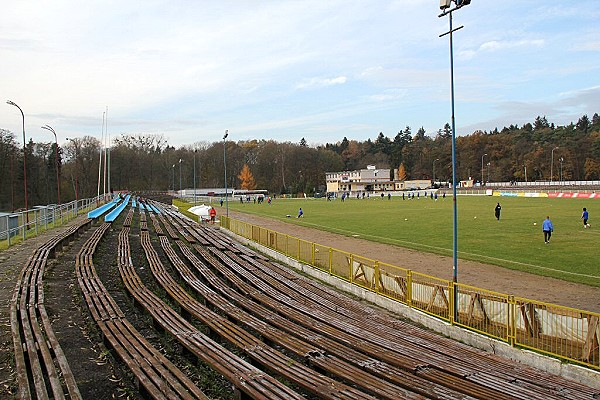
[494,203,501,221]
[542,216,554,244]
[581,207,590,228]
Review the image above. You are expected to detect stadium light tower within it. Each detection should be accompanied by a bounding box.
[439,0,471,323]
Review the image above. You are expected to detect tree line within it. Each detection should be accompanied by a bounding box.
[1,113,599,211]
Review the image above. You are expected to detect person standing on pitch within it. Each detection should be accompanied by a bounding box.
[494,202,501,221]
[542,216,554,244]
[582,207,590,228]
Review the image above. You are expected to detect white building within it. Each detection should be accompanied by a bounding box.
[326,165,395,194]
[326,165,433,195]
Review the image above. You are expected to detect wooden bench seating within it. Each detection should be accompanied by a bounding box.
[117,218,306,400]
[11,218,91,399]
[76,219,208,400]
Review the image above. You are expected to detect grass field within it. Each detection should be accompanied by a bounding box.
[186,194,600,287]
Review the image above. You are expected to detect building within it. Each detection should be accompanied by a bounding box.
[326,165,433,195]
[326,165,395,194]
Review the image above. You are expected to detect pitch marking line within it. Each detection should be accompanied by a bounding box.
[297,221,600,281]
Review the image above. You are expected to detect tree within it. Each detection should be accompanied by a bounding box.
[397,163,407,181]
[300,137,307,147]
[576,115,591,134]
[238,164,256,190]
[533,115,549,131]
[584,158,600,180]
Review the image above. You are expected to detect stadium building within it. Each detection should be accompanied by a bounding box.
[326,165,431,196]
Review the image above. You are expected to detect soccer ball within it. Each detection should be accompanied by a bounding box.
[533,222,537,226]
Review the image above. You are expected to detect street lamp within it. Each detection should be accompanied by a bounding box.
[439,0,471,323]
[7,100,28,221]
[66,138,79,205]
[550,146,559,182]
[42,125,61,205]
[481,153,487,186]
[433,158,440,184]
[559,157,564,183]
[179,158,183,195]
[172,164,175,192]
[487,162,491,184]
[223,130,229,218]
[193,150,197,205]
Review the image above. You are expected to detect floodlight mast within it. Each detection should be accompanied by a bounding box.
[438,0,471,323]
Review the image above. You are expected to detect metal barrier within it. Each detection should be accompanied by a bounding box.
[0,195,107,250]
[222,215,600,371]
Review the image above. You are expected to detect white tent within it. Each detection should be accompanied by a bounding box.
[188,204,213,221]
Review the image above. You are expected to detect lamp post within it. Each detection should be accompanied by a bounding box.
[193,150,197,205]
[439,0,471,323]
[66,138,79,206]
[481,153,487,186]
[179,158,183,195]
[172,164,175,192]
[559,157,564,183]
[550,146,559,182]
[223,130,229,218]
[7,100,28,221]
[433,158,440,185]
[524,164,527,184]
[487,162,491,184]
[42,125,61,205]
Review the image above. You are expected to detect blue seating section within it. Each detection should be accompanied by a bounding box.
[105,195,131,222]
[87,197,120,219]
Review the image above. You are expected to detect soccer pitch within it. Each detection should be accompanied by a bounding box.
[212,195,600,287]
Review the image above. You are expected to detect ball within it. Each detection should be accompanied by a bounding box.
[533,222,537,226]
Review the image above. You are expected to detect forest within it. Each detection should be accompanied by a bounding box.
[1,113,599,211]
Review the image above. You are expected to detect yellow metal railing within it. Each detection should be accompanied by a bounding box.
[222,216,600,371]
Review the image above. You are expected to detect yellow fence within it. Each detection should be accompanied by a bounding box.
[221,216,600,371]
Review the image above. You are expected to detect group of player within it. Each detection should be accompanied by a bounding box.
[494,202,590,244]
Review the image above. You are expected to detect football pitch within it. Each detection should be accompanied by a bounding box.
[205,195,600,287]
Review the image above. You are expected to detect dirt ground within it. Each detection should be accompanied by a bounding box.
[226,210,600,314]
[0,210,599,398]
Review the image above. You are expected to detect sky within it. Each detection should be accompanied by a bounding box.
[1,1,599,148]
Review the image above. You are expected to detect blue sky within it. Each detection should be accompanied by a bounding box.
[1,1,599,147]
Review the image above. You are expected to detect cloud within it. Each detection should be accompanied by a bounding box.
[295,76,348,90]
[367,89,407,102]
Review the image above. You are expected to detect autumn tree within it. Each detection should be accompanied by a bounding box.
[238,164,256,190]
[397,163,407,181]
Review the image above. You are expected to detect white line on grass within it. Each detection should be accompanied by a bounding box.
[297,221,600,281]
